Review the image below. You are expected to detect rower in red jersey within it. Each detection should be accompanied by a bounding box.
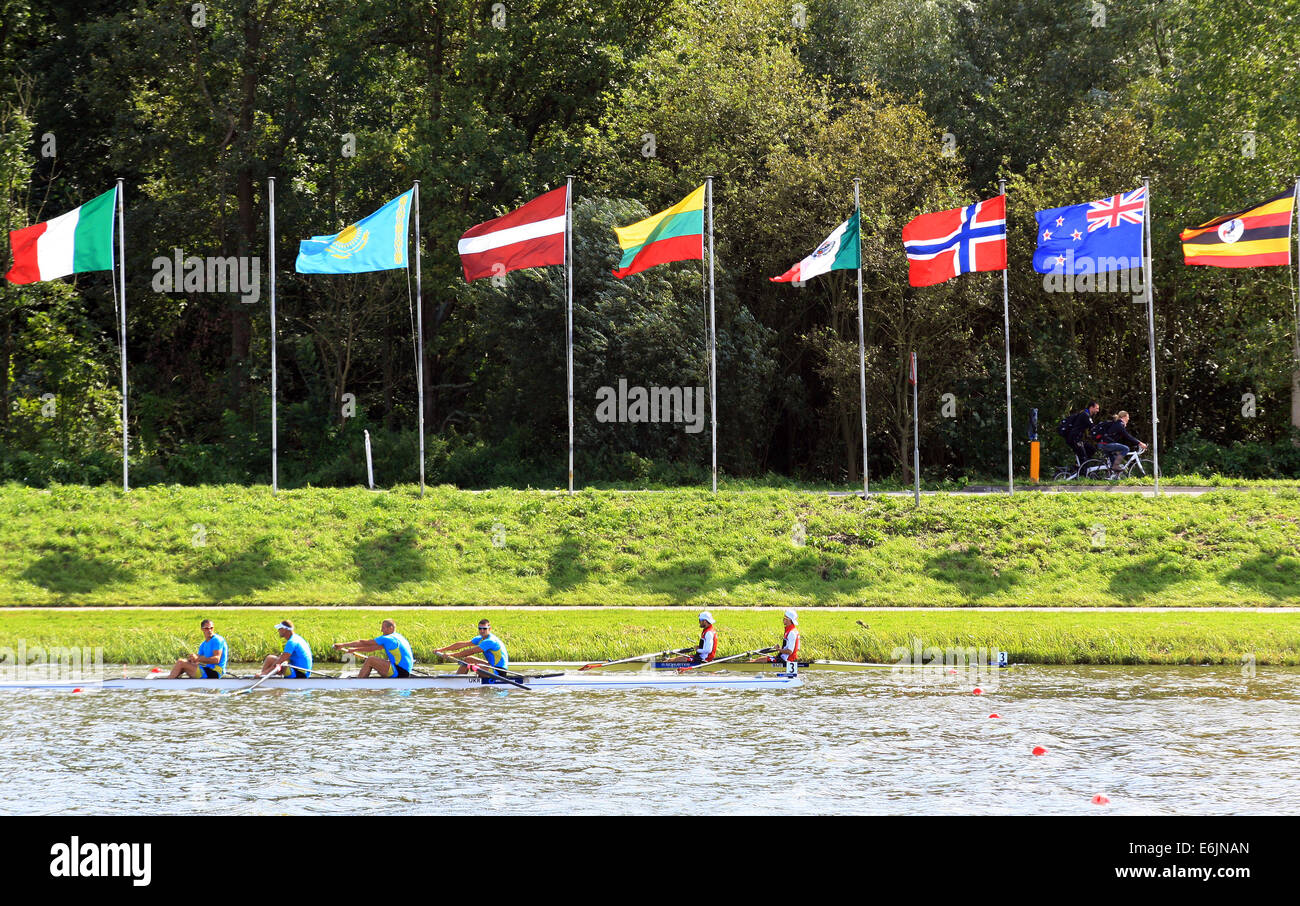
[664,612,718,665]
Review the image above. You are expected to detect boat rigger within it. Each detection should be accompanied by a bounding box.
[0,671,802,692]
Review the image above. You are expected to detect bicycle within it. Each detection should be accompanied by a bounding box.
[1051,451,1110,482]
[1104,448,1159,481]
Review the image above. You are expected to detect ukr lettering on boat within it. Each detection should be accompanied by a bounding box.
[49,836,151,887]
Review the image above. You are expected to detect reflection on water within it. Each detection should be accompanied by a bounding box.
[2,666,1297,815]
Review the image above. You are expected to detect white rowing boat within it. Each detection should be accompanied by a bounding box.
[0,671,802,692]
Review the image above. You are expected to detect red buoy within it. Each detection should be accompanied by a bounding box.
[72,688,82,693]
[1032,745,1048,756]
[1091,794,1110,805]
[972,687,983,695]
[150,667,161,673]
[988,713,1000,719]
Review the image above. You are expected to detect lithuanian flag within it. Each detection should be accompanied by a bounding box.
[1180,189,1295,268]
[612,186,705,279]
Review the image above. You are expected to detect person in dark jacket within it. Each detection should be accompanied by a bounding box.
[1062,401,1100,463]
[1093,410,1147,476]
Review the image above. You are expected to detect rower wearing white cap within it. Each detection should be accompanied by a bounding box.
[664,612,719,665]
[752,610,800,670]
[257,620,314,678]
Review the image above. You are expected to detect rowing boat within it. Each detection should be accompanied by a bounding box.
[0,671,801,692]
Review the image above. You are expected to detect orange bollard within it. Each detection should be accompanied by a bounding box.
[1029,440,1040,483]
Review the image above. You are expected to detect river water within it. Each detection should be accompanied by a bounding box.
[2,665,1297,815]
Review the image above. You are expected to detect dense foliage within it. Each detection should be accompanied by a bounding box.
[3,0,1298,487]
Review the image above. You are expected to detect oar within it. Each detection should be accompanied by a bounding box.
[226,670,278,696]
[436,653,532,691]
[676,647,778,672]
[579,647,694,671]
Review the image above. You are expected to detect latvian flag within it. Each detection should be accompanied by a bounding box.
[6,187,117,284]
[458,185,567,282]
[1180,189,1295,268]
[901,195,1006,287]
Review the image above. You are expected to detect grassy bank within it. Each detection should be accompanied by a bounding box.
[0,608,1295,665]
[2,484,1299,607]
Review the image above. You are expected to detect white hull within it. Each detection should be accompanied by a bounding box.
[0,671,801,692]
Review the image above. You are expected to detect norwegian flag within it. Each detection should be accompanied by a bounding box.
[901,195,1007,287]
[1087,186,1147,233]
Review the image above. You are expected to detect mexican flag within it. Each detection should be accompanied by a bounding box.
[770,209,860,282]
[6,187,117,284]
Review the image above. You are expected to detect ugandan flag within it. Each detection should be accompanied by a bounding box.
[1180,189,1295,268]
[612,186,704,279]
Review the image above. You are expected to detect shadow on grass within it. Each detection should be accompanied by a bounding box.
[546,535,590,592]
[353,528,429,592]
[630,551,868,603]
[1106,553,1193,601]
[923,547,1024,600]
[1222,554,1300,600]
[20,550,134,595]
[184,540,292,600]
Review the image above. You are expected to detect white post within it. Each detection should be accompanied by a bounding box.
[364,429,375,489]
[1292,176,1300,436]
[566,175,575,495]
[414,181,426,497]
[1144,176,1164,493]
[1000,178,1013,494]
[706,177,717,493]
[268,177,278,495]
[115,178,129,492]
[854,179,869,496]
[912,351,920,505]
[1141,177,1160,494]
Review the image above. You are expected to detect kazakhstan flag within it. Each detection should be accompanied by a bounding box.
[295,189,414,274]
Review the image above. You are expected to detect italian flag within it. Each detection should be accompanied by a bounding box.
[6,187,117,285]
[770,209,860,282]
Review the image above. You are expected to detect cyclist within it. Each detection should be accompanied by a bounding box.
[1059,401,1100,466]
[1092,410,1148,478]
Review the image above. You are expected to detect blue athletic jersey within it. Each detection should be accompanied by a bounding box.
[474,633,508,670]
[198,634,228,675]
[374,632,413,672]
[283,633,312,672]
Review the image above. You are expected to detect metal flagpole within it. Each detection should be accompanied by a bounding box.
[706,177,717,493]
[999,178,1013,494]
[268,177,278,494]
[911,351,920,505]
[1141,176,1159,495]
[414,181,426,497]
[853,180,869,496]
[115,178,129,491]
[1292,176,1300,437]
[566,175,575,495]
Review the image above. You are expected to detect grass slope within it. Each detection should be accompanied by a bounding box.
[0,608,1295,665]
[1,484,1298,607]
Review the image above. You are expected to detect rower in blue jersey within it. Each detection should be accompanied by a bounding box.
[333,619,415,678]
[257,620,313,678]
[434,618,509,680]
[167,618,228,679]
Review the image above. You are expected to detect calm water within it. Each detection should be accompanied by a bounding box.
[2,666,1297,815]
